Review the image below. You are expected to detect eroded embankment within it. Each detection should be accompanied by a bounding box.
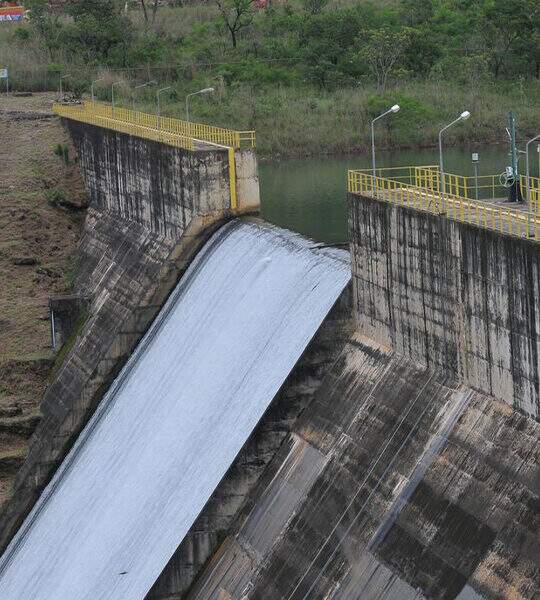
[0,94,85,508]
[188,334,540,600]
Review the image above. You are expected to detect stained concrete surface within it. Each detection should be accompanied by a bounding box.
[188,335,539,600]
[0,220,350,599]
[0,119,254,557]
[349,193,540,419]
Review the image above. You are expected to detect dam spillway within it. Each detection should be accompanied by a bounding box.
[0,219,351,600]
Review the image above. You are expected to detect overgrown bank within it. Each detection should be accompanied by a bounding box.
[138,80,540,158]
[0,0,538,158]
[0,94,85,507]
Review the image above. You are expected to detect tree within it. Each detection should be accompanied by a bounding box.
[302,0,329,16]
[25,0,64,60]
[358,27,411,91]
[64,0,133,66]
[478,0,536,78]
[215,0,255,48]
[140,0,159,27]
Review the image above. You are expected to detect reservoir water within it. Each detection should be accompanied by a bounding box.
[260,144,540,243]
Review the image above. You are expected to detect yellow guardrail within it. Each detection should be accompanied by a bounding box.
[53,101,256,150]
[348,168,540,241]
[54,102,194,151]
[53,101,257,211]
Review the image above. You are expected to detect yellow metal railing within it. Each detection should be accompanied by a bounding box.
[410,166,540,208]
[348,168,540,241]
[53,101,257,211]
[53,101,256,150]
[522,175,540,214]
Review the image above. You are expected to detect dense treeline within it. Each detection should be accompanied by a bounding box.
[1,0,539,156]
[10,0,540,88]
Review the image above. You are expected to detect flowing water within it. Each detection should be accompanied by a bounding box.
[260,144,540,243]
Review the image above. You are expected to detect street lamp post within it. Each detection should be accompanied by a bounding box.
[132,80,156,113]
[438,111,471,202]
[185,87,215,123]
[157,86,173,130]
[371,104,400,181]
[525,134,540,205]
[111,81,122,118]
[59,74,70,100]
[91,77,104,103]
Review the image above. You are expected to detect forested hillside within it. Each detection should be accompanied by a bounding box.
[1,0,539,156]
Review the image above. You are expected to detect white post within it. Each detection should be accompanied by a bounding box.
[111,82,122,118]
[59,74,69,100]
[91,77,104,103]
[132,80,156,113]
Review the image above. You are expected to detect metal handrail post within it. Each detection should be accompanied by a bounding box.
[525,134,540,205]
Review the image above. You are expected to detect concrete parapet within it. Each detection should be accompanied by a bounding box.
[348,193,540,420]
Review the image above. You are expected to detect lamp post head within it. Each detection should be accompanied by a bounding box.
[200,87,215,94]
[390,104,400,113]
[460,110,471,120]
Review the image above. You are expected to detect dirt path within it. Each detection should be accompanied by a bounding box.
[0,92,85,506]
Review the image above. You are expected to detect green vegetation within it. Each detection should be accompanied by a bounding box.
[53,143,70,165]
[45,188,68,207]
[1,0,539,156]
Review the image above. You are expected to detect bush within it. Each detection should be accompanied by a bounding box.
[53,144,70,165]
[45,188,67,206]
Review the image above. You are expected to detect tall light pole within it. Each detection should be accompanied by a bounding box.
[185,87,215,123]
[59,74,69,100]
[525,134,540,205]
[438,110,470,201]
[111,81,122,118]
[91,77,104,103]
[371,104,400,180]
[132,80,156,113]
[157,86,172,130]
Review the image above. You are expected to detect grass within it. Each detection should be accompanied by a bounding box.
[127,79,540,158]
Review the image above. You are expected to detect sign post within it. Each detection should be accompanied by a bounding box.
[0,68,8,95]
[472,152,479,200]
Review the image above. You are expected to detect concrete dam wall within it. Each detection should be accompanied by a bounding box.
[349,193,540,420]
[188,334,539,600]
[186,195,539,600]
[0,120,260,559]
[1,111,538,600]
[0,220,351,599]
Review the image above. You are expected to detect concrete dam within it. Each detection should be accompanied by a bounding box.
[0,103,538,600]
[0,220,350,599]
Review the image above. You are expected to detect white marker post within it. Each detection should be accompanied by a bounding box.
[0,68,8,95]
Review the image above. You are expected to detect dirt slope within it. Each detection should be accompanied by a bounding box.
[0,92,85,507]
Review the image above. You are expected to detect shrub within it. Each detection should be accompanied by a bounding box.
[45,188,67,206]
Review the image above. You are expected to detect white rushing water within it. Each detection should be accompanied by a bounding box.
[0,219,350,600]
